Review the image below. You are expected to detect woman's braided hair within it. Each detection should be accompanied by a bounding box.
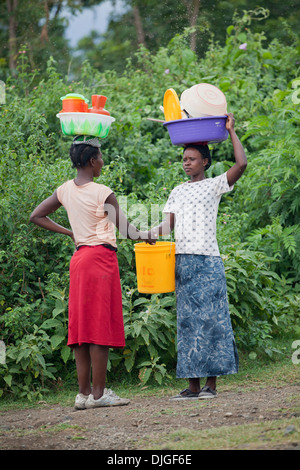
[69,143,100,168]
[69,135,101,169]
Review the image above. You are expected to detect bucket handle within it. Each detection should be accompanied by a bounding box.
[151,228,174,255]
[167,233,174,256]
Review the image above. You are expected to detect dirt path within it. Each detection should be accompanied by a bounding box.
[1,384,299,451]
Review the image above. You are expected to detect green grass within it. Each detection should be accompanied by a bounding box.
[0,338,298,410]
[140,417,300,450]
[0,339,299,450]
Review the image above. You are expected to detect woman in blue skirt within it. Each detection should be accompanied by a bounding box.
[149,113,247,399]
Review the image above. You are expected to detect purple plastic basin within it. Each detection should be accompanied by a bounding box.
[163,116,228,145]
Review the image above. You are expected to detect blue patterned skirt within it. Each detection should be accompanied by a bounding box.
[175,254,239,378]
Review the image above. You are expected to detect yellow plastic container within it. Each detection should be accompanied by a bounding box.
[134,241,176,294]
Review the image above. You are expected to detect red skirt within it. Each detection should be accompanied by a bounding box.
[68,245,125,348]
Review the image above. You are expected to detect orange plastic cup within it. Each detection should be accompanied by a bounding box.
[61,99,87,113]
[88,95,110,115]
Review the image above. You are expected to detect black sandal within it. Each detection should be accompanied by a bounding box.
[198,386,217,399]
[170,388,200,400]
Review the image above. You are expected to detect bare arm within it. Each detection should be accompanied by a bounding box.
[29,191,74,241]
[226,113,247,187]
[148,213,175,238]
[104,192,156,244]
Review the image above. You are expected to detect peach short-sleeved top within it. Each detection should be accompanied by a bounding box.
[56,180,117,248]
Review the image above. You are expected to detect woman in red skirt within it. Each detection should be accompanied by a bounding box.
[30,135,154,409]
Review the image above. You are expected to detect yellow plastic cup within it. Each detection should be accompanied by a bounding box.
[134,241,175,294]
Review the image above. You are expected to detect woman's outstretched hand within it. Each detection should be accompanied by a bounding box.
[138,230,158,245]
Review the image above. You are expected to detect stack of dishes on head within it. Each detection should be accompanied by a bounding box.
[162,83,228,145]
[56,93,115,138]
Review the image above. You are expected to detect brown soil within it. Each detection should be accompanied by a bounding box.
[0,384,299,451]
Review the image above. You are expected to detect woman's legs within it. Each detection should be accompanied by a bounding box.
[188,378,201,393]
[205,376,217,390]
[188,376,217,393]
[74,344,91,396]
[74,343,109,399]
[89,344,109,399]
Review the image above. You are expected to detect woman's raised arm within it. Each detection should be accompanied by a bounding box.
[225,113,247,187]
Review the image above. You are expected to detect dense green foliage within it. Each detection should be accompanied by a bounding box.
[1,1,299,77]
[78,1,300,73]
[0,14,299,399]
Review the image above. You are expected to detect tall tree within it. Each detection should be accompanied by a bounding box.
[133,1,146,45]
[1,0,85,75]
[183,0,201,51]
[6,0,18,72]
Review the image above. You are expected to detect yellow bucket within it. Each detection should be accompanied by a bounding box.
[134,241,176,294]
